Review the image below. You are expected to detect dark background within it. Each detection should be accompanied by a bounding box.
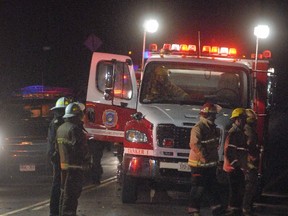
[0,0,287,186]
[0,0,288,103]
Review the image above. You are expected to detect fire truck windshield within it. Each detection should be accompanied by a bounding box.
[140,62,248,108]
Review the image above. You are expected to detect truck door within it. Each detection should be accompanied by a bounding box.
[84,52,138,143]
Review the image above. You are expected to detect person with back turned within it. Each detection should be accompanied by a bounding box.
[47,97,71,216]
[56,102,89,216]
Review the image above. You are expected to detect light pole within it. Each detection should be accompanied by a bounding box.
[141,19,158,71]
[254,25,269,70]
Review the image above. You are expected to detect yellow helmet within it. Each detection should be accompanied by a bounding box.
[230,108,246,119]
[245,109,257,123]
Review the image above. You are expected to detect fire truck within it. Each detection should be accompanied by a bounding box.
[84,43,275,203]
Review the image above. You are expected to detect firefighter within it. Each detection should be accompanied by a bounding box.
[147,65,189,100]
[56,102,89,216]
[47,96,71,216]
[187,103,226,216]
[242,109,260,215]
[223,108,249,216]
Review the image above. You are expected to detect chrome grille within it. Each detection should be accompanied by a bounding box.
[156,124,193,149]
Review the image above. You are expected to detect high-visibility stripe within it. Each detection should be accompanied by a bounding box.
[61,163,82,170]
[188,159,218,167]
[201,138,219,144]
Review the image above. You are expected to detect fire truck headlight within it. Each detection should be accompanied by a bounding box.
[125,130,148,143]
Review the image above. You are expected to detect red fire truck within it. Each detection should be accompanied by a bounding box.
[84,43,275,203]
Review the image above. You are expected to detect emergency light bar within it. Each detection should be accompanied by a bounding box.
[149,43,237,57]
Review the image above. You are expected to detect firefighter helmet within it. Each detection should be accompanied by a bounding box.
[230,108,246,119]
[51,97,71,110]
[63,102,83,118]
[245,108,257,123]
[199,103,217,118]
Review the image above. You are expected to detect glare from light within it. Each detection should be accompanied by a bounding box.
[143,19,159,33]
[254,25,270,39]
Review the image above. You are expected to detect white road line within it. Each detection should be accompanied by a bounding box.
[0,176,117,216]
[0,200,49,216]
[32,203,49,211]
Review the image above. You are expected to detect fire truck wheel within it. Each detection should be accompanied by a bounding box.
[121,174,138,203]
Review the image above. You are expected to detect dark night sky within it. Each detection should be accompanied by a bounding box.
[0,0,288,104]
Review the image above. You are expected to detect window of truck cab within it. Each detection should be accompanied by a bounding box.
[96,60,133,100]
[140,62,249,108]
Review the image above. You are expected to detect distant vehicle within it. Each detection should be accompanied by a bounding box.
[0,85,73,181]
[84,42,276,203]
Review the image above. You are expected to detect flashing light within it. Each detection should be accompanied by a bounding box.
[188,45,197,52]
[163,43,171,51]
[149,43,157,52]
[171,44,180,51]
[262,50,272,59]
[211,46,219,54]
[202,46,211,53]
[151,43,238,57]
[220,47,229,55]
[16,85,73,99]
[229,48,237,55]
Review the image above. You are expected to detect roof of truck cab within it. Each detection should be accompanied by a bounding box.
[146,54,269,70]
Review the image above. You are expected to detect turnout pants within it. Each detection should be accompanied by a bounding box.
[59,169,83,216]
[189,166,223,213]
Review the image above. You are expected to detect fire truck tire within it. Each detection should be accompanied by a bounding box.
[121,174,138,203]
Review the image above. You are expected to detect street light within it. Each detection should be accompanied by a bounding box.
[141,19,159,70]
[254,25,270,70]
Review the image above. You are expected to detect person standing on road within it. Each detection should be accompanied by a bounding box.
[187,103,226,216]
[56,102,89,216]
[242,109,260,215]
[47,97,71,216]
[224,108,251,216]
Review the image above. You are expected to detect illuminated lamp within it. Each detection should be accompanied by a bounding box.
[262,50,272,59]
[180,44,188,51]
[129,157,141,173]
[202,46,211,53]
[220,47,229,55]
[229,48,237,56]
[188,45,197,52]
[142,19,159,70]
[162,138,174,148]
[254,25,269,70]
[163,43,171,51]
[211,46,219,54]
[149,43,158,52]
[171,44,180,51]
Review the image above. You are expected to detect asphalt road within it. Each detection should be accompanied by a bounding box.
[0,148,287,216]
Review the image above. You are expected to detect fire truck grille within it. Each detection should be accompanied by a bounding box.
[156,124,193,149]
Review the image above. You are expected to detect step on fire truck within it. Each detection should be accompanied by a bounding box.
[84,43,275,203]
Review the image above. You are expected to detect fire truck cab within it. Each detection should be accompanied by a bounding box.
[84,43,275,203]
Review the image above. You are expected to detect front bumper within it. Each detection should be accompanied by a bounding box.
[123,154,191,185]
